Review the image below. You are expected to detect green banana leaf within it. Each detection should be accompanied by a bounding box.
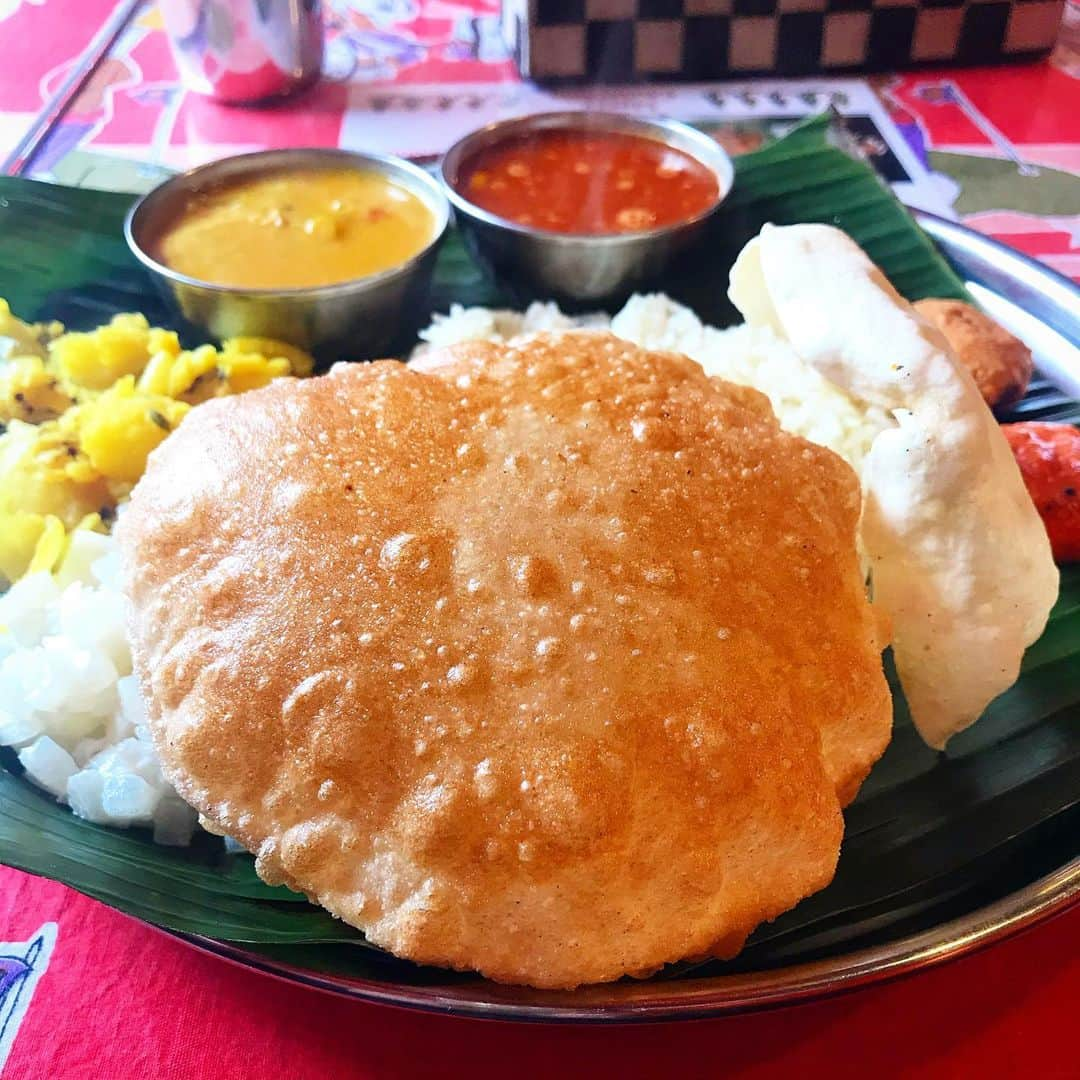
[0,115,1077,983]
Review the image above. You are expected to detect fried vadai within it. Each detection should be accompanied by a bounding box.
[913,298,1033,410]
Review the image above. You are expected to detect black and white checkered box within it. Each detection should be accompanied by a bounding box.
[502,0,1064,81]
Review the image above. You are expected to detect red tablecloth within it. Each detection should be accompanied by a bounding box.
[1,863,1077,1078]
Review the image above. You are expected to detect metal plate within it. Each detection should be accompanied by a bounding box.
[178,857,1079,1021]
[168,214,1080,1021]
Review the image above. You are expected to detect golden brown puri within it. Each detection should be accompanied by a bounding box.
[914,299,1033,410]
[118,331,891,989]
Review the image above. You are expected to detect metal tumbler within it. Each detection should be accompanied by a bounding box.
[158,0,324,104]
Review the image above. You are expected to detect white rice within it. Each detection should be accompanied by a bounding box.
[417,293,893,472]
[0,530,197,845]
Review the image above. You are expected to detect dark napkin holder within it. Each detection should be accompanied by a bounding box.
[502,0,1064,82]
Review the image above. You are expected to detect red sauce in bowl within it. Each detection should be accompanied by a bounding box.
[458,129,721,235]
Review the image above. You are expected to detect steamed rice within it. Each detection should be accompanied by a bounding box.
[417,294,893,472]
[0,528,196,844]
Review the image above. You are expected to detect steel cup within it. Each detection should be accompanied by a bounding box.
[125,148,450,362]
[440,112,734,309]
[159,0,324,104]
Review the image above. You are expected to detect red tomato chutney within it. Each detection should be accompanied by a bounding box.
[459,130,721,235]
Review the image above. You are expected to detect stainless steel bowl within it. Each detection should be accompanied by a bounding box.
[440,112,734,308]
[125,148,450,362]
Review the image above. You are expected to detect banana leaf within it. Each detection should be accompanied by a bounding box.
[0,115,1077,984]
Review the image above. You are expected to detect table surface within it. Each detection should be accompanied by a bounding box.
[2,864,1079,1079]
[1,2,1079,1077]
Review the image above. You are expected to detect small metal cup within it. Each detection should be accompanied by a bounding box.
[125,148,450,362]
[159,0,324,104]
[440,112,734,309]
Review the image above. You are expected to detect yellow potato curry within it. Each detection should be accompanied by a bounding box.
[0,299,313,586]
[154,167,436,289]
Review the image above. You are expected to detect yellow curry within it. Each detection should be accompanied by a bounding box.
[155,167,436,289]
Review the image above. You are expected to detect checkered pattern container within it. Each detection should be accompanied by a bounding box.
[502,0,1065,81]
